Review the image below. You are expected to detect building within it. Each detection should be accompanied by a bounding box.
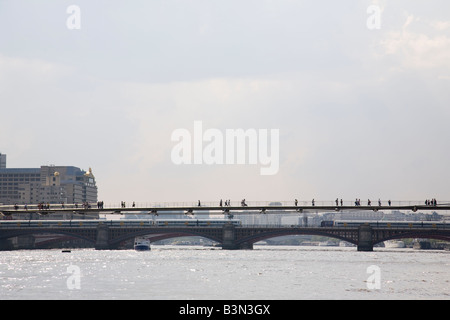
[0,154,97,205]
[0,153,6,169]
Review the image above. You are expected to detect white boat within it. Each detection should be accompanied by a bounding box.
[384,240,405,248]
[319,240,338,246]
[134,237,151,251]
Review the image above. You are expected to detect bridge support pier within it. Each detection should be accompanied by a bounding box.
[95,224,110,250]
[221,224,253,250]
[357,225,373,252]
[222,223,237,250]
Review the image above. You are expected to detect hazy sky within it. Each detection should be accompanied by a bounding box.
[1,1,450,204]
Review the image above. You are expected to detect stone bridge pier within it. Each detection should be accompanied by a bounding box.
[95,224,110,250]
[222,224,253,250]
[357,225,374,251]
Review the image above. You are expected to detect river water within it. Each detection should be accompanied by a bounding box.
[0,246,449,300]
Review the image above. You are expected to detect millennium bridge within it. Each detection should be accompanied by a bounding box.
[1,201,449,251]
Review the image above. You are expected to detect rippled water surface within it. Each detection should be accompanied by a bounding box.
[1,246,449,299]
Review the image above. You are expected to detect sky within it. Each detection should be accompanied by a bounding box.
[1,1,450,205]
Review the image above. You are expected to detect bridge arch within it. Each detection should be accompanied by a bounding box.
[108,229,223,248]
[234,228,358,247]
[0,228,97,247]
[372,230,450,246]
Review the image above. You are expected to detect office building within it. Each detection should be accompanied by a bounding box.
[0,154,97,205]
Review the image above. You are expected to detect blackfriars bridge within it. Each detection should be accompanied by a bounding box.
[1,203,450,251]
[1,221,450,251]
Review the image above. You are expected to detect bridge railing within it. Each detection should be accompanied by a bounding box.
[111,200,434,208]
[1,200,449,211]
[92,200,449,209]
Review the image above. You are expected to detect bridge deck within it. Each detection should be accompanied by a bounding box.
[1,204,450,216]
